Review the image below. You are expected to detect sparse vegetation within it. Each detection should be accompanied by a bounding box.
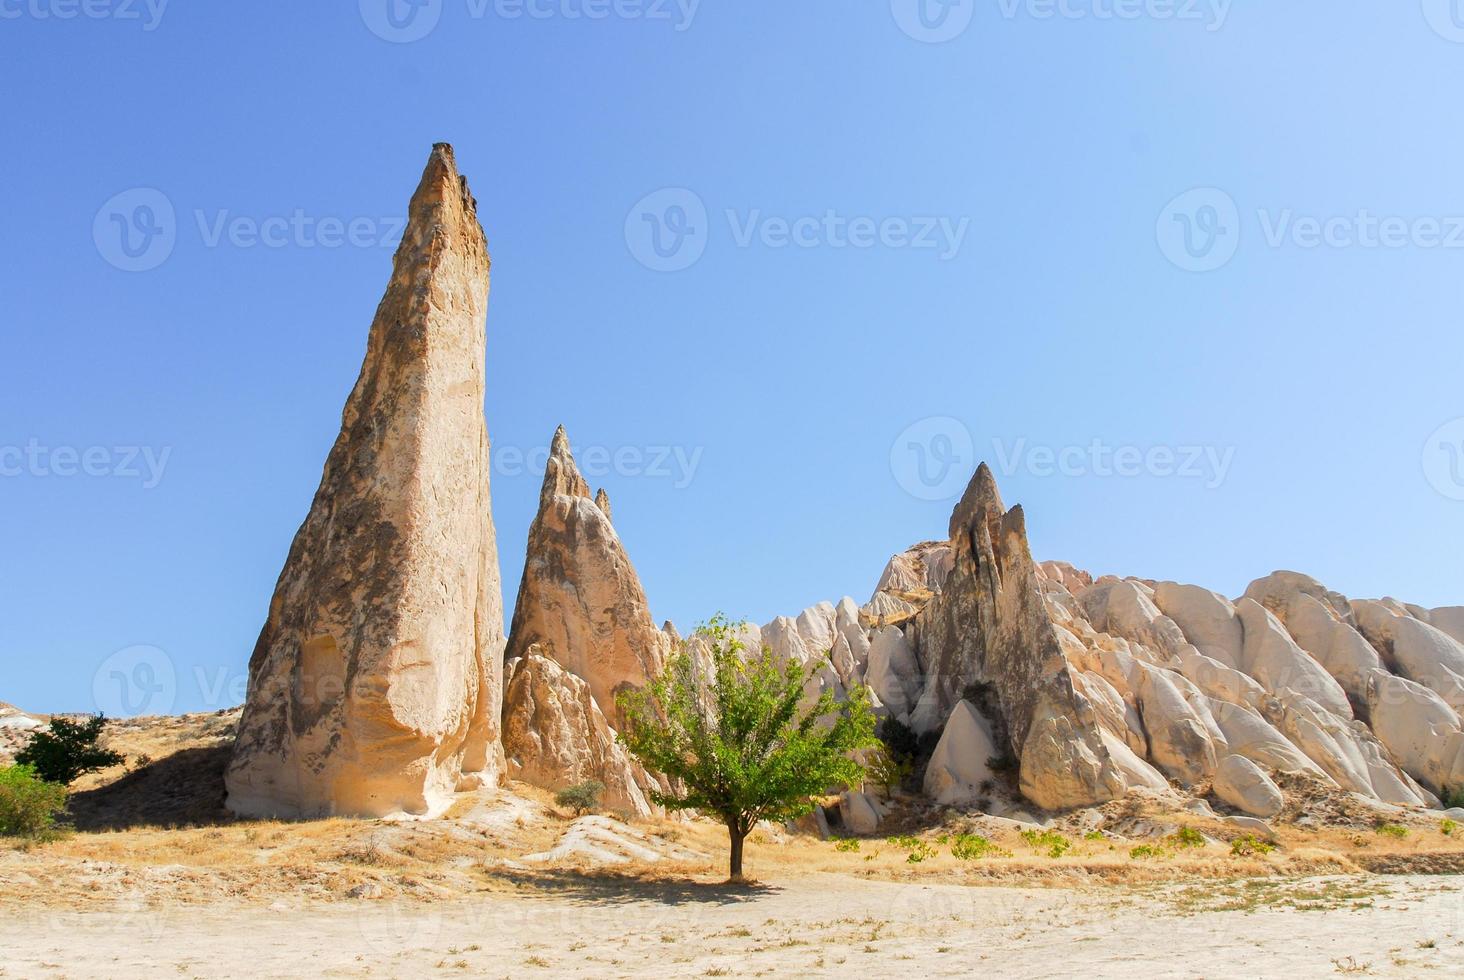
[15,714,124,786]
[1374,823,1408,840]
[1020,829,1072,858]
[554,780,605,816]
[1130,844,1167,860]
[1439,786,1464,809]
[1168,827,1206,850]
[833,837,860,853]
[950,833,1008,860]
[0,764,69,841]
[617,615,880,879]
[1441,818,1457,837]
[1229,834,1275,857]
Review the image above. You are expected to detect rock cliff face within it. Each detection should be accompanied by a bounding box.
[501,428,673,815]
[225,145,506,819]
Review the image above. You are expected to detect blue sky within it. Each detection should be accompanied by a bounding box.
[3,2,1463,714]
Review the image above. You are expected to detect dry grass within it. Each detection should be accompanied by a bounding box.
[3,712,1463,915]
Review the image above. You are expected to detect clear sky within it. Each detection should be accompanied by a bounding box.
[4,2,1463,715]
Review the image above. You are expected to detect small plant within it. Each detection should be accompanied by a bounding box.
[14,714,124,786]
[1229,834,1275,857]
[905,841,937,864]
[1168,826,1206,850]
[950,833,1009,860]
[1083,830,1105,842]
[1375,823,1408,840]
[833,837,861,853]
[0,765,69,840]
[1020,829,1072,858]
[1441,818,1457,837]
[554,780,605,816]
[1439,785,1464,809]
[1130,844,1168,860]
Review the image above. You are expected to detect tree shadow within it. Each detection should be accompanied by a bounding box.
[493,867,782,909]
[67,744,235,831]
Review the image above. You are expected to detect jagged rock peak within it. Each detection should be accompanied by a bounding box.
[595,488,612,520]
[542,425,592,504]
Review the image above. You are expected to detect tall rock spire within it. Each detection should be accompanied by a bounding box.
[225,144,506,819]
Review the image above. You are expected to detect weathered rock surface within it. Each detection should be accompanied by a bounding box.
[1211,754,1285,818]
[226,145,505,820]
[500,428,673,815]
[505,427,671,726]
[501,649,663,817]
[913,465,1128,811]
[922,700,999,805]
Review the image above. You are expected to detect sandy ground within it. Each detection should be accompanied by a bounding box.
[2,872,1461,978]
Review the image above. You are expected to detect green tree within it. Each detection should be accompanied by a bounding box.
[15,714,124,786]
[616,615,879,880]
[555,780,606,816]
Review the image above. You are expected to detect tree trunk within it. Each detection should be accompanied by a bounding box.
[727,822,746,881]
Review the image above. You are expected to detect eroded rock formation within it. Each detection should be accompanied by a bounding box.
[501,428,673,815]
[226,145,506,820]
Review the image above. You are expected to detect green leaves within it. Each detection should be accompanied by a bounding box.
[616,614,880,843]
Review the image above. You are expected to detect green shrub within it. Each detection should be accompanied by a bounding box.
[1439,786,1464,810]
[1083,830,1105,842]
[1130,844,1168,860]
[950,833,1009,861]
[1229,834,1275,857]
[1375,823,1408,840]
[1020,829,1072,858]
[15,715,123,786]
[0,765,68,840]
[1169,826,1206,850]
[1441,819,1457,837]
[554,780,605,816]
[833,837,861,852]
